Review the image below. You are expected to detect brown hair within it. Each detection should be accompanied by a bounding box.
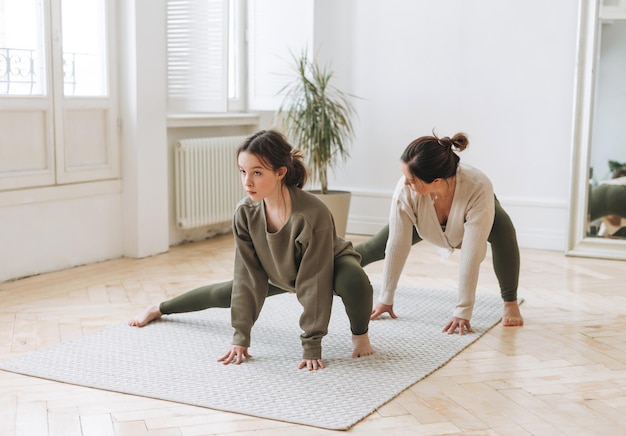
[237,130,308,188]
[401,132,469,183]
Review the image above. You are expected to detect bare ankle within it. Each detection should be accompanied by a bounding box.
[351,332,375,358]
[502,301,524,327]
[129,305,163,327]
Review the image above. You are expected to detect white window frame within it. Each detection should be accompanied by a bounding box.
[228,0,246,112]
[0,0,119,191]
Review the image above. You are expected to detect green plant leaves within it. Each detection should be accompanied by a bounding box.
[276,50,356,194]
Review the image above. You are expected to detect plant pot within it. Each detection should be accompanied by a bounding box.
[310,190,352,238]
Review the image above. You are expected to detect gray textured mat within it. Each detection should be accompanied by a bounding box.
[0,285,503,430]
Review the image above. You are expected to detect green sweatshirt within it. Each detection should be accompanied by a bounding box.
[230,186,358,360]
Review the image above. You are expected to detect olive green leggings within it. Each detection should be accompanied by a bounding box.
[160,197,518,328]
[355,197,520,302]
[160,254,373,336]
[588,184,626,221]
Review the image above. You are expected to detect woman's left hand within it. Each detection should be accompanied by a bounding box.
[298,359,325,371]
[442,317,473,335]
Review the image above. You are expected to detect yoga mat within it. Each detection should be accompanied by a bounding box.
[0,285,504,430]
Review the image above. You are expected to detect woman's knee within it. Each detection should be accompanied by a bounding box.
[333,256,372,296]
[355,226,389,266]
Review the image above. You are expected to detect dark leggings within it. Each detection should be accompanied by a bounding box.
[355,197,519,302]
[159,254,373,336]
[588,184,626,221]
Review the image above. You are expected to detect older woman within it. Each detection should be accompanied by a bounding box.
[356,132,523,334]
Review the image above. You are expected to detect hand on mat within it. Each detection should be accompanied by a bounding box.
[298,358,325,371]
[370,302,397,320]
[442,316,473,335]
[218,345,251,365]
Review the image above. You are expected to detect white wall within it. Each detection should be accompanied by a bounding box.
[313,0,580,251]
[0,0,584,283]
[0,186,123,282]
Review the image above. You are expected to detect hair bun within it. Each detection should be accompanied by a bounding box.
[450,133,469,151]
[290,148,305,162]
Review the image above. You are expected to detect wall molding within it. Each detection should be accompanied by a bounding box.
[0,180,122,207]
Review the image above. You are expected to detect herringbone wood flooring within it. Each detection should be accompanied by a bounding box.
[1,234,625,435]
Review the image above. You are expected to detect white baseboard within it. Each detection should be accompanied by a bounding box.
[347,216,388,236]
[514,228,567,251]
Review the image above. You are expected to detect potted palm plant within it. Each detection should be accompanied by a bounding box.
[276,50,356,237]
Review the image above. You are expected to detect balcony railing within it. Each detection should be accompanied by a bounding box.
[1,47,90,96]
[0,47,37,94]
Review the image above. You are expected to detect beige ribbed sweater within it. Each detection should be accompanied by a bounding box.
[379,164,495,320]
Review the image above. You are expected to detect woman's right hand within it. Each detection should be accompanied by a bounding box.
[370,302,397,320]
[218,345,251,365]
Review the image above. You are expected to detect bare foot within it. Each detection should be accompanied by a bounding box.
[352,332,375,358]
[128,305,162,327]
[502,301,524,327]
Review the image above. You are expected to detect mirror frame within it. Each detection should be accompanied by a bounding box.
[567,0,626,260]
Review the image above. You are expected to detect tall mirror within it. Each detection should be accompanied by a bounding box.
[568,0,626,260]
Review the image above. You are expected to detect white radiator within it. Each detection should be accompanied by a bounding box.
[175,136,248,229]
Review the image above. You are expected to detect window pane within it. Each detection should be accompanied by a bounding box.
[167,0,228,113]
[61,0,107,96]
[0,0,46,95]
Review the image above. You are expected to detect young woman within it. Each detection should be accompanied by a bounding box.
[129,130,374,370]
[355,132,524,334]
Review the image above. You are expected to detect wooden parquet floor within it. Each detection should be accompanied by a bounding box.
[1,233,625,436]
